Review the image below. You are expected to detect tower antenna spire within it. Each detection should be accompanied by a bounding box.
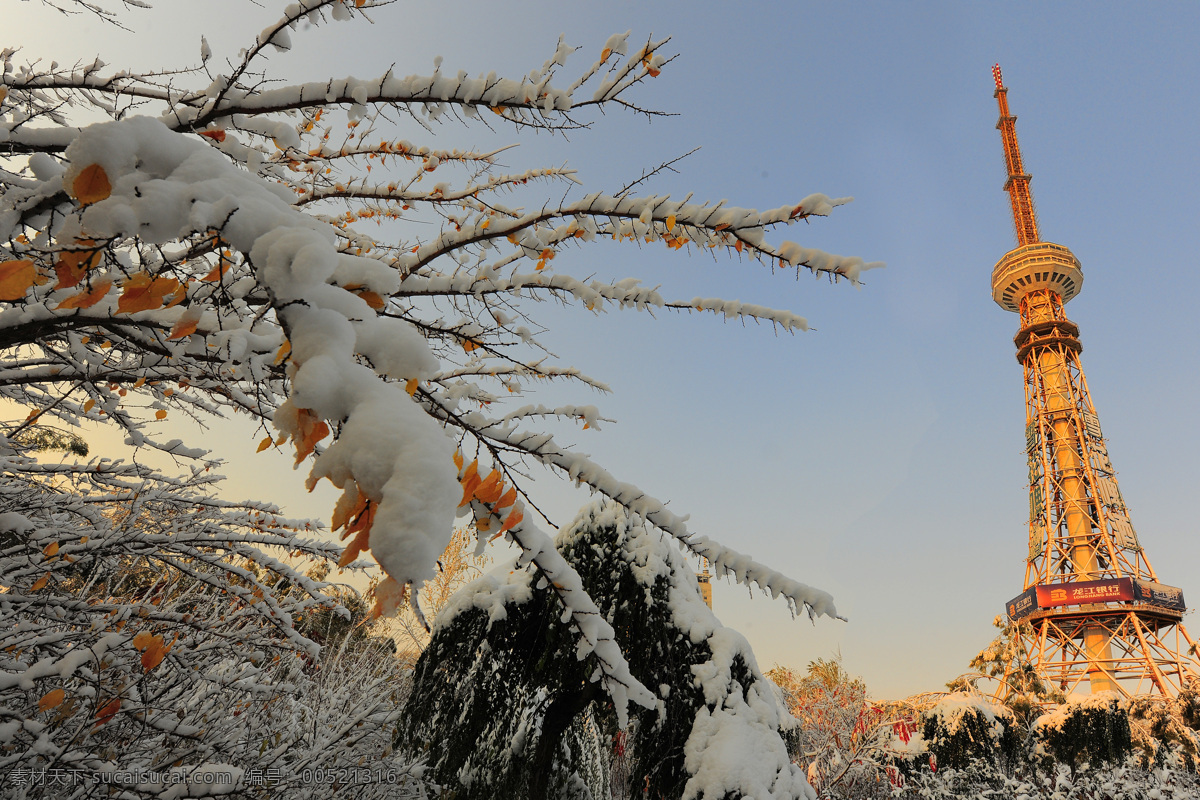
[993,64,1040,246]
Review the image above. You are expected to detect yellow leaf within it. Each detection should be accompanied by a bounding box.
[131,630,154,651]
[666,215,676,232]
[155,409,167,420]
[452,450,464,470]
[54,254,92,289]
[201,261,228,282]
[38,688,65,712]
[30,573,50,591]
[141,637,167,671]
[292,409,329,465]
[367,576,407,621]
[117,274,179,315]
[474,470,504,504]
[405,378,418,396]
[331,483,363,531]
[496,486,518,509]
[600,47,612,63]
[167,315,200,340]
[94,697,121,726]
[43,542,59,557]
[56,279,112,310]
[458,460,482,507]
[83,399,95,412]
[499,509,523,534]
[356,289,385,310]
[337,525,371,567]
[164,284,188,308]
[72,164,112,205]
[274,340,291,364]
[256,436,272,453]
[0,260,37,301]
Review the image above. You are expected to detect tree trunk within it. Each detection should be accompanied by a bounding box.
[527,681,603,800]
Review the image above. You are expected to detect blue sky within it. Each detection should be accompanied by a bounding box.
[13,1,1200,699]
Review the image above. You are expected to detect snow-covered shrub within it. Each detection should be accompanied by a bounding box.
[767,659,900,798]
[880,691,1200,798]
[397,500,812,800]
[913,692,1019,774]
[0,453,430,798]
[1031,693,1132,774]
[900,754,1200,800]
[1127,695,1200,770]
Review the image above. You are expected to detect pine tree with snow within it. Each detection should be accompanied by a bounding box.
[398,500,813,800]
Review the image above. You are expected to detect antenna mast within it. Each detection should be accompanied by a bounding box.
[993,64,1040,247]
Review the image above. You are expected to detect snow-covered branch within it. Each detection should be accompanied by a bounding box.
[2,3,875,744]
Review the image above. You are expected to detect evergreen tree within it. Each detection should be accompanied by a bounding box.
[398,500,810,800]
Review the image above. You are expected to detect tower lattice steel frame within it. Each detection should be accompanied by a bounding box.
[991,65,1199,696]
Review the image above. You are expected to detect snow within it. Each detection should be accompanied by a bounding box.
[0,511,35,534]
[684,700,816,800]
[558,501,817,799]
[1032,690,1125,735]
[924,691,1013,739]
[435,564,536,628]
[61,115,459,593]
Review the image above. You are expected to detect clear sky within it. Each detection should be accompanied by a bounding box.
[11,1,1200,700]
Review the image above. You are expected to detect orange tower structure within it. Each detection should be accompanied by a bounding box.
[991,65,1199,696]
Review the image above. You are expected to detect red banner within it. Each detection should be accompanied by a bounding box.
[1035,578,1133,608]
[1006,578,1186,620]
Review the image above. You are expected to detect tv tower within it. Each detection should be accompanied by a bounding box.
[991,65,1198,696]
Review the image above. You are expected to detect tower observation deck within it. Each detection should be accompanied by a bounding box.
[990,65,1199,697]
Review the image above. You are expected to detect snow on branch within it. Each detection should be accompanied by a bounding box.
[443,403,842,622]
[1,6,874,727]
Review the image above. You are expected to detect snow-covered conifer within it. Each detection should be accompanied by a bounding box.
[399,500,812,799]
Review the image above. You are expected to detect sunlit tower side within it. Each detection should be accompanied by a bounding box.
[697,557,713,609]
[991,65,1199,697]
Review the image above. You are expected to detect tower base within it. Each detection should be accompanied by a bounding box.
[1002,609,1200,699]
